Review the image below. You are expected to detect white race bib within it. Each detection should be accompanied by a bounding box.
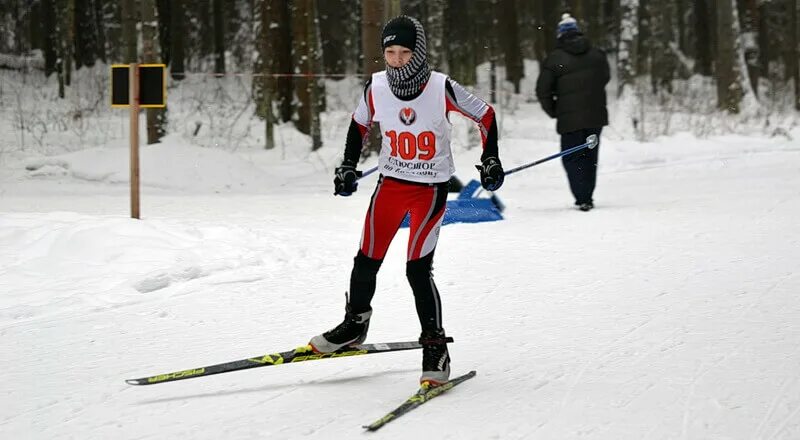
[371,71,454,183]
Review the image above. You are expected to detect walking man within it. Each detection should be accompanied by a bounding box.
[536,13,610,211]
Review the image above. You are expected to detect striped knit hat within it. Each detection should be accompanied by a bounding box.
[557,13,580,38]
[381,16,431,98]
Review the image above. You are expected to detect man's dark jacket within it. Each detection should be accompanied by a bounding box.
[536,32,610,134]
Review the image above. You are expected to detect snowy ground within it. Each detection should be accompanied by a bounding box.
[3,59,800,439]
[2,121,800,439]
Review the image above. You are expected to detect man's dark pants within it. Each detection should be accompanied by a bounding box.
[561,127,602,205]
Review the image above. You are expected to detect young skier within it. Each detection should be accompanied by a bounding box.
[309,15,504,385]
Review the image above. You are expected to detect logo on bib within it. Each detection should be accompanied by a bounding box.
[398,107,416,126]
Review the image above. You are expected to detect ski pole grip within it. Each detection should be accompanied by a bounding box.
[586,134,599,149]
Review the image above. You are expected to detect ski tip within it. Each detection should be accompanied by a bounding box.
[125,379,143,385]
[457,370,477,380]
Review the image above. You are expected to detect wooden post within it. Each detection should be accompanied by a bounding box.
[129,63,141,219]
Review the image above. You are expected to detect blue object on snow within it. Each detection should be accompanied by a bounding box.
[400,178,504,228]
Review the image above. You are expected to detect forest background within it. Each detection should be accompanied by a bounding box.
[0,0,798,155]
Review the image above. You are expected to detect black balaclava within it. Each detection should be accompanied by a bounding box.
[380,16,431,99]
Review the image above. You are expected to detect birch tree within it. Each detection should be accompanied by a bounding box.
[716,0,757,114]
[617,0,639,98]
[617,0,641,137]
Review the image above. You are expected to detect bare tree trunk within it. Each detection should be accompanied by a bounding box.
[617,0,641,137]
[738,0,760,96]
[122,0,137,63]
[695,0,714,75]
[446,0,477,85]
[6,0,19,53]
[171,0,186,80]
[74,0,99,68]
[717,0,738,111]
[650,0,678,93]
[104,2,122,63]
[543,0,559,55]
[677,0,688,55]
[269,0,293,123]
[93,0,107,63]
[532,0,547,63]
[253,0,293,125]
[488,0,499,103]
[213,0,225,74]
[54,0,74,97]
[309,0,324,149]
[292,0,312,135]
[155,0,171,67]
[617,0,639,98]
[200,0,214,61]
[500,0,524,93]
[142,0,166,143]
[384,0,400,17]
[64,0,75,85]
[362,0,383,156]
[42,0,58,76]
[319,0,360,75]
[635,0,650,79]
[425,0,447,71]
[584,0,603,46]
[571,0,586,24]
[254,0,274,149]
[791,0,800,110]
[290,0,324,147]
[716,0,754,113]
[362,0,383,76]
[29,3,42,53]
[756,1,769,91]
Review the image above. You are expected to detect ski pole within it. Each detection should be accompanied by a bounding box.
[358,135,597,181]
[505,134,598,176]
[359,166,379,179]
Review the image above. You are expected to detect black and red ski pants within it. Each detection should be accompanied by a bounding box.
[347,175,448,332]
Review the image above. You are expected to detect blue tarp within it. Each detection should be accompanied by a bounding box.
[400,179,504,228]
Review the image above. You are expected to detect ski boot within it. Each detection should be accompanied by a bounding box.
[309,304,371,353]
[419,329,451,386]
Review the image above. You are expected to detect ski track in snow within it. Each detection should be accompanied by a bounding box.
[1,134,800,439]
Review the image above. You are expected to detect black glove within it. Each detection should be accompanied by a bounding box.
[475,157,505,191]
[334,160,362,196]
